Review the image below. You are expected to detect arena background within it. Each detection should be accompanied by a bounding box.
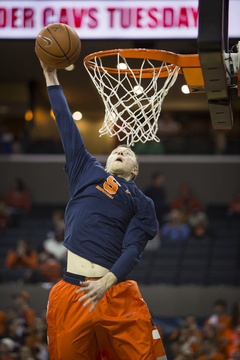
[0,0,239,355]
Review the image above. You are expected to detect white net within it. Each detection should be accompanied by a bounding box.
[84,52,180,146]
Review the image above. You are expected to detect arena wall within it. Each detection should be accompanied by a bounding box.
[1,154,240,206]
[0,283,238,318]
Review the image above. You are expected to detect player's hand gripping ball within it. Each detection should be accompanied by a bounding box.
[35,23,81,69]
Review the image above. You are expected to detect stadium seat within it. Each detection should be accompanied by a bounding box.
[211,257,237,269]
[181,257,208,269]
[179,270,206,285]
[207,269,238,286]
[150,269,178,285]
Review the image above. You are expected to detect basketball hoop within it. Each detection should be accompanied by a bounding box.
[84,48,202,146]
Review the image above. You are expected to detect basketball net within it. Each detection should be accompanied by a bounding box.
[84,52,180,146]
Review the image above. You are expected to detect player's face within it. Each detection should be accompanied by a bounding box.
[105,147,138,181]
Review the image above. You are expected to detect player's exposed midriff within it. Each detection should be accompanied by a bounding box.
[67,250,110,277]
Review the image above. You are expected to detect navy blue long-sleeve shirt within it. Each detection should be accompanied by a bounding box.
[47,85,159,281]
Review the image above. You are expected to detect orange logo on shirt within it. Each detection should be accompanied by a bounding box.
[96,176,121,199]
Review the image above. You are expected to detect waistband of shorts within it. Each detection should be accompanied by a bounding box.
[63,269,102,286]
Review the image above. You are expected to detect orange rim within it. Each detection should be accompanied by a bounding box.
[84,48,201,78]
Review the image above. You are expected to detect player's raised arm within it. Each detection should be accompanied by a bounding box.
[39,60,86,167]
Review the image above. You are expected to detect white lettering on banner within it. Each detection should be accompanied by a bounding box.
[0,1,239,39]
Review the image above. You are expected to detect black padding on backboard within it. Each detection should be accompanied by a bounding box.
[198,0,233,129]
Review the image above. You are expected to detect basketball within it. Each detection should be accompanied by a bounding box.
[35,23,81,69]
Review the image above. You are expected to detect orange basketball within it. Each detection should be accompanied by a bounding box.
[35,23,81,69]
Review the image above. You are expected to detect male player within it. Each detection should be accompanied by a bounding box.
[41,62,167,360]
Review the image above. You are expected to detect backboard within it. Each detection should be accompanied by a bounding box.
[198,0,239,129]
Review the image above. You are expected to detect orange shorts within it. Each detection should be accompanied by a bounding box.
[47,270,167,360]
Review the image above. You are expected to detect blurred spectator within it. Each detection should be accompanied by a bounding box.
[196,338,226,360]
[25,317,48,360]
[144,172,167,227]
[231,350,240,360]
[170,315,202,348]
[0,200,10,232]
[37,253,62,284]
[25,316,47,347]
[157,112,182,140]
[42,228,66,264]
[169,324,200,360]
[0,125,14,154]
[0,312,7,337]
[190,212,211,239]
[0,337,15,360]
[183,315,202,341]
[222,301,240,359]
[4,318,25,349]
[168,339,182,360]
[227,188,240,225]
[202,323,227,355]
[24,253,62,285]
[157,112,183,153]
[202,324,219,345]
[4,308,18,325]
[5,239,38,269]
[171,183,202,224]
[39,209,66,267]
[204,300,231,344]
[32,343,49,360]
[11,291,36,328]
[17,345,35,360]
[5,179,32,227]
[223,325,240,359]
[51,209,64,232]
[161,209,190,242]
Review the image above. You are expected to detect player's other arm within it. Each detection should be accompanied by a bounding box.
[76,225,152,312]
[110,195,159,280]
[76,219,158,313]
[109,222,152,281]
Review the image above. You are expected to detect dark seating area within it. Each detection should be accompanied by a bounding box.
[128,205,240,286]
[0,204,239,286]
